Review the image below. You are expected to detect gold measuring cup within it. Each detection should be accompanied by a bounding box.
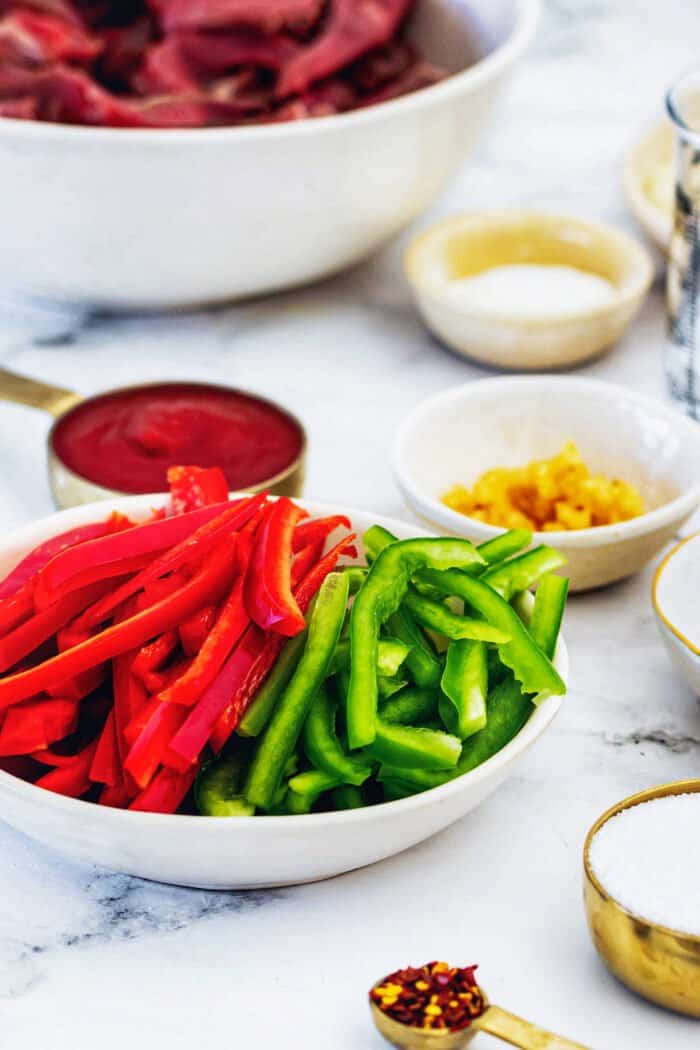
[370,985,590,1049]
[583,778,700,1018]
[0,367,306,510]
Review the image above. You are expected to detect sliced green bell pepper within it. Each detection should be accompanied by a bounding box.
[439,639,488,740]
[302,684,372,786]
[481,546,566,601]
[367,719,461,770]
[403,588,510,644]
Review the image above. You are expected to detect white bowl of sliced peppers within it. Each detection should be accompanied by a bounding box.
[0,474,568,889]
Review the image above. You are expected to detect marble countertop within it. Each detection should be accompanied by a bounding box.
[1,2,699,1048]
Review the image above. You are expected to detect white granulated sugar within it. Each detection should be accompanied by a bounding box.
[444,264,616,320]
[588,793,700,935]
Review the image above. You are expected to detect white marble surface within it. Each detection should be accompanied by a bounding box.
[1,2,699,1048]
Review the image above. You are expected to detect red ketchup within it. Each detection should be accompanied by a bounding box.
[51,383,304,495]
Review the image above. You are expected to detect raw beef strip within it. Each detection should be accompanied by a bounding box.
[0,9,101,65]
[275,0,414,97]
[154,0,323,33]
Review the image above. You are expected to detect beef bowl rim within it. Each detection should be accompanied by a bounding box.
[0,0,539,146]
[0,489,566,827]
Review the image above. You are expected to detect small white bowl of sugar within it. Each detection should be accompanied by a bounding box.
[404,209,654,370]
[583,782,700,1018]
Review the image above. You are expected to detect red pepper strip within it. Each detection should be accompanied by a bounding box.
[112,650,143,797]
[179,605,217,656]
[124,697,189,789]
[0,696,79,756]
[241,501,272,536]
[158,535,252,707]
[0,583,35,638]
[34,739,98,798]
[244,497,306,636]
[209,533,357,752]
[0,579,115,674]
[129,762,199,814]
[89,710,121,786]
[168,465,229,514]
[141,657,193,695]
[99,782,132,808]
[292,515,351,552]
[47,666,106,702]
[0,541,238,710]
[74,493,266,632]
[166,624,266,770]
[131,630,179,687]
[290,538,325,588]
[0,513,132,601]
[31,747,85,767]
[34,552,155,611]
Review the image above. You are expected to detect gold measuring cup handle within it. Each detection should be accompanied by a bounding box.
[478,1006,590,1050]
[0,366,82,418]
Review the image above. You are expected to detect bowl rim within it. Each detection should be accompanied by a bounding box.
[393,375,700,548]
[0,0,539,146]
[583,777,700,946]
[622,118,674,252]
[403,207,654,326]
[652,529,700,657]
[0,490,566,827]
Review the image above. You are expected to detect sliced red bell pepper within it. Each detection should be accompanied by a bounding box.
[0,696,79,756]
[209,532,357,752]
[89,710,121,786]
[33,739,98,798]
[292,515,351,552]
[166,623,266,769]
[99,782,132,808]
[157,534,252,707]
[0,578,115,674]
[131,630,179,687]
[290,538,325,588]
[244,497,306,637]
[0,541,238,710]
[34,501,240,603]
[34,552,155,611]
[179,605,217,656]
[47,666,107,702]
[0,513,132,601]
[74,493,266,632]
[141,657,193,695]
[168,465,229,514]
[0,583,35,638]
[128,762,199,814]
[123,695,189,789]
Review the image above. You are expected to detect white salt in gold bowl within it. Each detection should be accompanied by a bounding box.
[404,209,653,370]
[623,120,674,254]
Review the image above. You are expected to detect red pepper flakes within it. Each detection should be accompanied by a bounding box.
[370,961,486,1032]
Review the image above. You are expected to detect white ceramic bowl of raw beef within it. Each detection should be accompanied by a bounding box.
[0,493,567,889]
[0,0,538,310]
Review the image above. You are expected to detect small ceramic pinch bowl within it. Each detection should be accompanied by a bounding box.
[623,120,674,254]
[652,532,700,694]
[393,376,700,592]
[404,209,653,370]
[0,495,568,890]
[583,779,700,1018]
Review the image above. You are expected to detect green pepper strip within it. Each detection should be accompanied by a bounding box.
[439,640,488,740]
[377,673,409,699]
[367,719,461,771]
[302,684,372,786]
[419,570,565,702]
[244,571,349,810]
[377,569,568,793]
[194,750,255,817]
[237,632,306,738]
[286,769,341,814]
[347,539,484,749]
[342,567,368,595]
[388,606,442,688]
[332,785,365,810]
[379,686,439,726]
[403,588,510,644]
[363,525,531,571]
[529,574,569,661]
[330,636,411,677]
[481,546,567,601]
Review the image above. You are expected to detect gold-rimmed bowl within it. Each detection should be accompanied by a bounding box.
[652,531,700,694]
[583,779,700,1018]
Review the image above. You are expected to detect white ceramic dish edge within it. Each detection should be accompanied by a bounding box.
[0,492,566,889]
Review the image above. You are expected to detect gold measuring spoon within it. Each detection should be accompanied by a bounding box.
[370,987,590,1050]
[0,366,306,510]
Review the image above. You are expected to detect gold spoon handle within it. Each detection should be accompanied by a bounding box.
[0,366,82,418]
[479,1005,590,1050]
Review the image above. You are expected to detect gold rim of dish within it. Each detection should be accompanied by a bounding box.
[651,531,700,657]
[403,208,654,325]
[583,778,700,945]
